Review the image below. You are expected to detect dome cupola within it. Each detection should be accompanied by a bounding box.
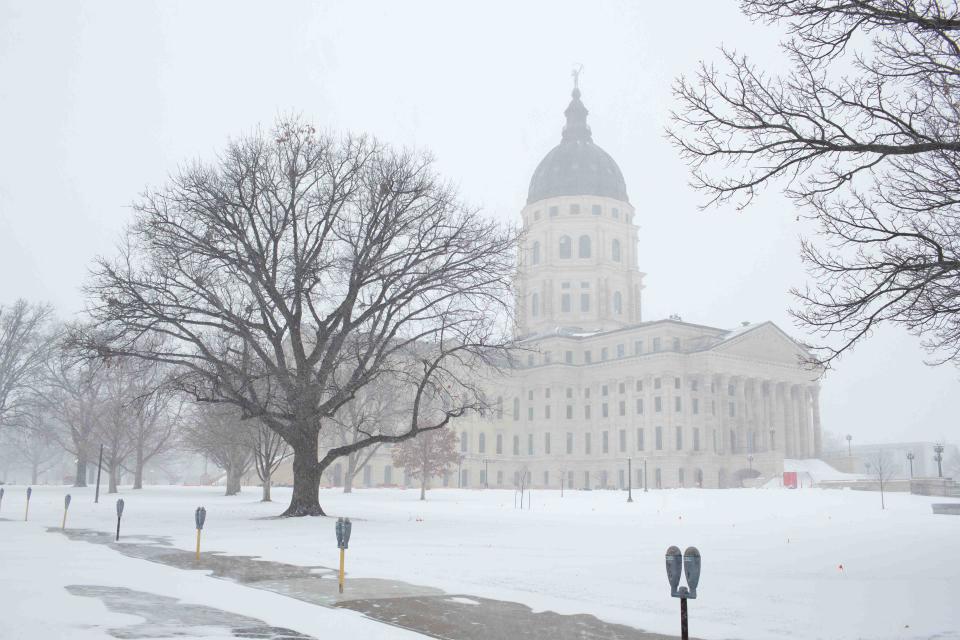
[527,87,628,204]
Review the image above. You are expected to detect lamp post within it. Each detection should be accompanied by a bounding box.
[934,444,944,478]
[627,458,633,502]
[747,454,754,472]
[906,452,915,479]
[846,434,852,457]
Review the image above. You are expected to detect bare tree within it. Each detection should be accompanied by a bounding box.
[123,360,182,489]
[42,340,108,487]
[183,403,254,496]
[0,300,57,427]
[82,116,516,516]
[669,0,960,368]
[2,407,63,484]
[391,427,459,500]
[251,419,290,501]
[866,450,897,509]
[325,376,405,493]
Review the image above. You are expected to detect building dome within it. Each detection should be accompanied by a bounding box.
[527,87,628,205]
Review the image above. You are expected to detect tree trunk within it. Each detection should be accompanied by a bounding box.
[74,458,88,487]
[261,473,272,502]
[225,466,242,496]
[281,435,325,517]
[108,463,118,494]
[133,447,144,489]
[420,473,427,501]
[343,455,356,494]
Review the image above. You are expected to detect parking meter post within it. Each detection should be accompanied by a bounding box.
[195,506,207,561]
[680,597,689,640]
[62,494,72,529]
[115,498,125,541]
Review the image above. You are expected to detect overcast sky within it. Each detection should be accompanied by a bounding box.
[1,0,957,447]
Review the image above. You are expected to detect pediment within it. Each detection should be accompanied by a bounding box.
[711,322,810,366]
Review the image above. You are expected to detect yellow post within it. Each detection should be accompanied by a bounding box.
[338,548,345,594]
[195,529,202,561]
[61,509,67,529]
[24,501,29,522]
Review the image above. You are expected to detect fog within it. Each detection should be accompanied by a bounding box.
[1,0,957,446]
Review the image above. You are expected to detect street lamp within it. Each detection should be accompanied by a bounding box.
[747,454,754,472]
[906,452,915,479]
[934,443,944,478]
[627,457,634,503]
[846,434,852,457]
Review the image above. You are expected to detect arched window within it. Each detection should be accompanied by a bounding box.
[612,239,621,262]
[613,291,623,315]
[531,292,540,317]
[532,241,541,265]
[578,235,591,258]
[559,235,572,259]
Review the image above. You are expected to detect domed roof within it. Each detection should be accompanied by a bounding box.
[527,87,628,204]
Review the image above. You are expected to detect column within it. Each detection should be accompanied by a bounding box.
[811,386,823,458]
[782,383,795,458]
[735,376,747,454]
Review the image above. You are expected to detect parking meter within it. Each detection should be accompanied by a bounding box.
[115,498,125,541]
[194,506,207,560]
[683,547,701,599]
[62,494,72,529]
[665,546,683,596]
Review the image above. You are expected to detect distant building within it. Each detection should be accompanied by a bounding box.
[825,442,959,479]
[325,84,825,490]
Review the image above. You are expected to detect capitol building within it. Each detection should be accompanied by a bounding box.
[327,85,825,491]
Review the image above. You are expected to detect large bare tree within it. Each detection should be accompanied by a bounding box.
[0,300,57,427]
[82,117,516,515]
[669,0,960,368]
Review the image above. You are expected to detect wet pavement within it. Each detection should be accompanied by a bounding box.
[66,585,313,639]
[54,527,683,639]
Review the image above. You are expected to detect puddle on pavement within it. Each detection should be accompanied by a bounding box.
[67,585,313,639]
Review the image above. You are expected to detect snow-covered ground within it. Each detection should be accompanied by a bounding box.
[3,484,958,639]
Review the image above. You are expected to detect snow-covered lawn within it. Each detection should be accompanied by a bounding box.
[3,484,959,639]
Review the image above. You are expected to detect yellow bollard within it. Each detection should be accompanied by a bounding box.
[339,548,345,594]
[62,494,72,529]
[196,529,202,561]
[24,487,32,522]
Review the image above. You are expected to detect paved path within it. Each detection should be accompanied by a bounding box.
[54,527,686,640]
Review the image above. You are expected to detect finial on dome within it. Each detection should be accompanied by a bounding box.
[563,65,591,143]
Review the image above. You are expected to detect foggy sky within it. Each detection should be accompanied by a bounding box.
[1,0,957,447]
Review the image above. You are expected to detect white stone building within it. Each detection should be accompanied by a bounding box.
[324,86,825,491]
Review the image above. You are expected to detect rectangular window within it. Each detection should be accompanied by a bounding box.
[619,382,625,394]
[676,426,683,450]
[602,403,609,418]
[636,398,644,414]
[634,340,643,355]
[584,471,590,489]
[566,405,573,419]
[653,337,662,352]
[655,397,662,412]
[694,428,701,451]
[513,398,519,420]
[612,207,620,218]
[619,469,625,489]
[513,435,520,455]
[675,397,682,412]
[636,379,643,392]
[549,206,559,217]
[561,294,571,312]
[528,407,534,420]
[497,470,503,485]
[655,427,663,451]
[566,387,573,398]
[770,430,776,450]
[602,431,609,453]
[591,204,602,215]
[496,434,503,454]
[545,432,551,454]
[585,388,591,399]
[585,433,592,455]
[673,337,681,351]
[602,385,609,396]
[691,379,699,391]
[584,349,592,363]
[693,399,699,415]
[601,347,608,361]
[679,468,685,487]
[581,293,590,312]
[543,351,552,364]
[566,432,573,454]
[585,405,592,419]
[616,344,625,358]
[528,434,534,455]
[637,428,645,451]
[654,377,662,389]
[729,402,735,417]
[544,470,550,485]
[618,401,626,416]
[545,405,551,419]
[545,388,551,399]
[571,204,581,214]
[619,429,627,452]
[675,377,681,389]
